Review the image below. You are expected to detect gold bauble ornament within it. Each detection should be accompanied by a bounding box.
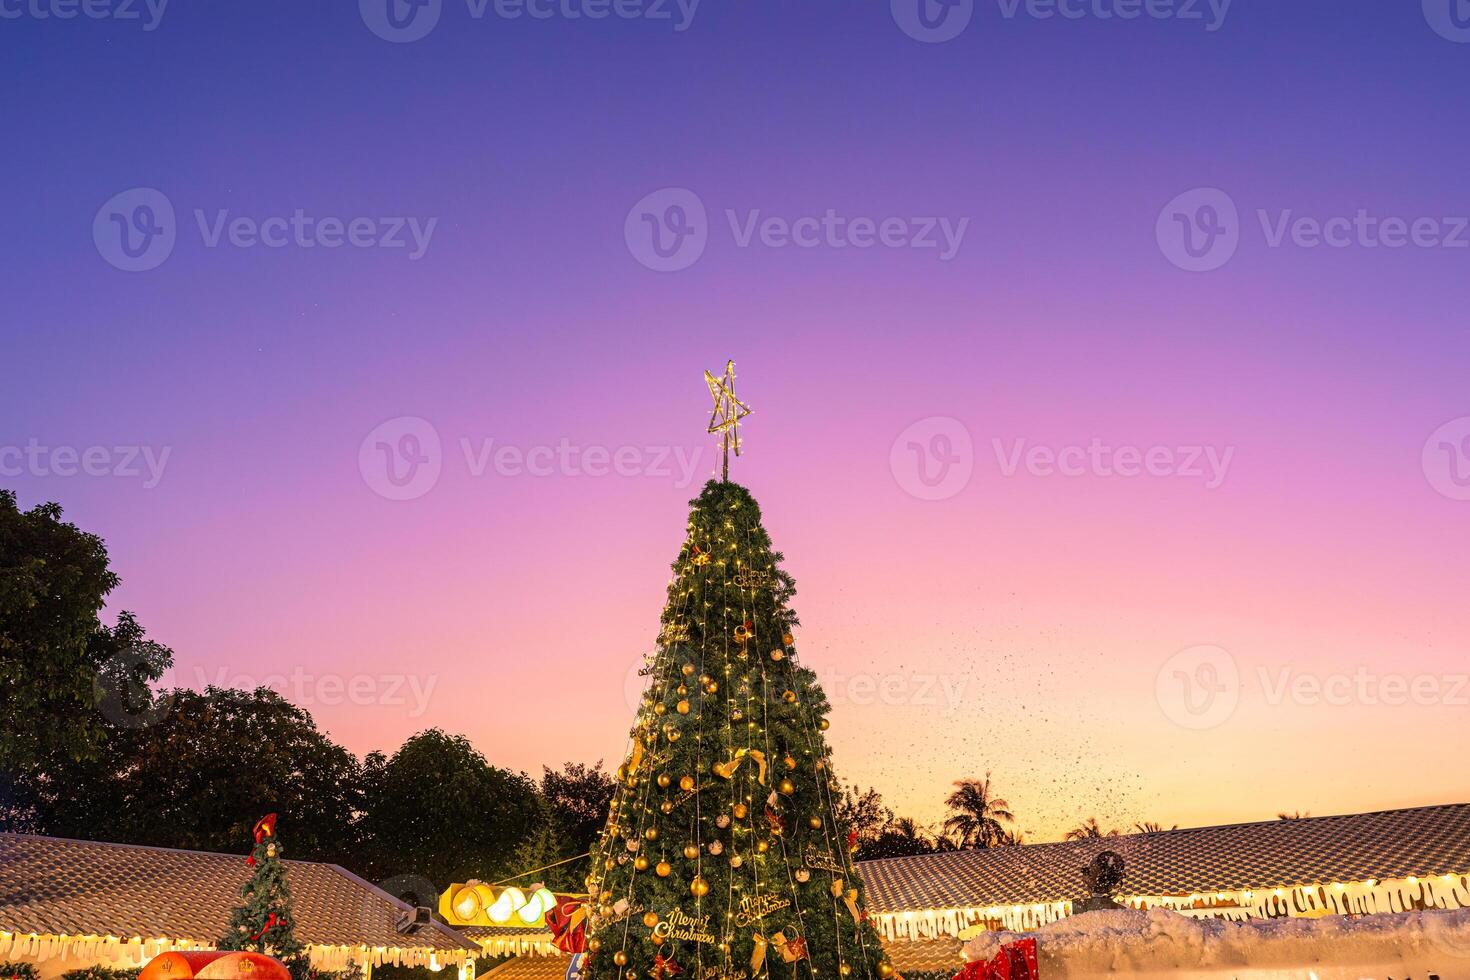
[840,966,852,976]
[654,703,667,716]
[769,649,785,662]
[809,817,822,829]
[656,861,672,877]
[661,801,674,814]
[676,700,691,715]
[782,690,797,703]
[690,876,710,897]
[730,854,743,868]
[667,729,682,742]
[683,844,700,860]
[756,840,769,854]
[651,934,665,947]
[677,684,688,696]
[682,663,695,676]
[795,868,810,883]
[614,952,628,966]
[643,912,660,928]
[784,755,797,769]
[634,855,650,871]
[779,779,795,794]
[604,858,615,870]
[878,965,895,979]
[818,719,830,731]
[679,775,695,791]
[588,938,603,953]
[782,633,794,646]
[706,681,718,694]
[645,827,659,841]
[627,970,638,980]
[658,773,671,788]
[733,803,748,819]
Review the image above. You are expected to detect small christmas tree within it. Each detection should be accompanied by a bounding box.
[219,815,305,965]
[582,366,896,980]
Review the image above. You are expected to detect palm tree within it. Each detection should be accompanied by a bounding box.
[998,828,1027,846]
[1277,810,1310,821]
[1133,821,1177,834]
[1065,817,1120,840]
[889,816,926,842]
[943,772,1014,849]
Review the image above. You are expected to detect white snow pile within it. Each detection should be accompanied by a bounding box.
[959,906,1470,979]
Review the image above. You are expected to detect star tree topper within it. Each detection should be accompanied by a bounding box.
[704,359,751,481]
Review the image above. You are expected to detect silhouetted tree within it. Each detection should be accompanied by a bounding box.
[1065,817,1120,840]
[0,491,172,769]
[943,772,1014,849]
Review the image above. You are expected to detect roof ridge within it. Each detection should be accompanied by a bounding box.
[855,801,1470,865]
[0,831,321,866]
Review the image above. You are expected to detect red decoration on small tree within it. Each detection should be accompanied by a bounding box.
[954,938,1039,980]
[219,814,305,975]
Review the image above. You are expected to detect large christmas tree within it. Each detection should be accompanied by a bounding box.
[583,367,894,980]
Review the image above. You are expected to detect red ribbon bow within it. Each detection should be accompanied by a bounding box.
[649,955,683,980]
[251,912,288,942]
[544,896,589,954]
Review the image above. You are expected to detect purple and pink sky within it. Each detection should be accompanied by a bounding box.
[3,0,1469,841]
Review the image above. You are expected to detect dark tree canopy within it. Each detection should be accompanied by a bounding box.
[357,729,541,889]
[5,686,363,864]
[0,490,172,769]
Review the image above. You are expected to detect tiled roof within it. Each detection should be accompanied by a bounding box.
[0,833,478,953]
[482,954,571,980]
[858,804,1470,912]
[881,937,963,974]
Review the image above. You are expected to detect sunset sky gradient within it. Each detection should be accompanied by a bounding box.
[3,0,1468,841]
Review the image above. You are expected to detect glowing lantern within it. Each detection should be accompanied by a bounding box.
[488,886,527,923]
[519,886,558,924]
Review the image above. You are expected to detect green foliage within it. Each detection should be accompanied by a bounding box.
[60,966,142,980]
[0,961,42,980]
[942,774,1014,849]
[585,480,890,980]
[357,729,541,887]
[0,490,172,769]
[3,686,363,864]
[218,823,305,961]
[525,761,617,890]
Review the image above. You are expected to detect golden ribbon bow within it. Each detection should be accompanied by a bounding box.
[712,748,768,785]
[750,933,768,974]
